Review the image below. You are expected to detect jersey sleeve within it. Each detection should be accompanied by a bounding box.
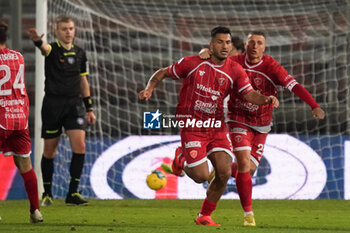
[80,50,89,77]
[46,42,55,57]
[233,63,254,95]
[270,59,298,91]
[166,56,193,80]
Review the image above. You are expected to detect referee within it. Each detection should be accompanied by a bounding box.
[28,15,96,206]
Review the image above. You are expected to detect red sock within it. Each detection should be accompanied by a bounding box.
[231,162,238,178]
[21,169,40,214]
[199,198,217,216]
[236,171,252,212]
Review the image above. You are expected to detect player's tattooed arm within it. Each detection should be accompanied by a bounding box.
[139,68,168,101]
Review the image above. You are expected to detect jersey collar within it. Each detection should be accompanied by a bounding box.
[244,54,264,69]
[56,40,74,49]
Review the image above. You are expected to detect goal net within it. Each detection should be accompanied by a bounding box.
[42,0,350,199]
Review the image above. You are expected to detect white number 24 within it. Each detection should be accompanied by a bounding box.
[0,64,25,96]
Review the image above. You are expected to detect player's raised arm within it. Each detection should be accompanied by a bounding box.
[139,68,168,101]
[291,84,325,120]
[27,28,51,56]
[243,90,279,108]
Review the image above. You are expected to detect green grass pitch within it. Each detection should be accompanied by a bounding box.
[0,199,350,233]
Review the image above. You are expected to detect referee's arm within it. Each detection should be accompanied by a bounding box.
[81,75,96,125]
[27,28,51,56]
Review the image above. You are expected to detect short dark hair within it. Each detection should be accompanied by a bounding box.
[232,36,245,52]
[55,15,75,29]
[0,21,8,44]
[248,31,266,39]
[211,26,232,39]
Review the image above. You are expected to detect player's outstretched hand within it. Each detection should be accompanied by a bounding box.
[87,111,96,125]
[267,96,279,108]
[199,48,211,59]
[139,89,152,101]
[27,28,44,42]
[312,107,325,120]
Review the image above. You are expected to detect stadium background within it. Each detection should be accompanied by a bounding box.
[0,0,349,200]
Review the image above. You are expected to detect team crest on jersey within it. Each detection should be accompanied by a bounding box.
[218,78,226,86]
[211,95,218,101]
[189,150,198,159]
[234,135,242,143]
[67,57,75,64]
[199,70,205,76]
[254,77,262,86]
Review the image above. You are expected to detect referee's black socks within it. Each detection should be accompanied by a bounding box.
[41,156,54,197]
[68,152,85,194]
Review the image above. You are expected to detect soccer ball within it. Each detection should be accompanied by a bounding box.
[146,169,167,190]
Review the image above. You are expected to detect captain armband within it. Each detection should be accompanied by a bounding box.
[83,96,93,112]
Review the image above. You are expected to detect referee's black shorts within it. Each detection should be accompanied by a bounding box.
[41,95,87,139]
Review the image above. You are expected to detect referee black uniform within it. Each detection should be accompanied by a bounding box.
[41,41,89,138]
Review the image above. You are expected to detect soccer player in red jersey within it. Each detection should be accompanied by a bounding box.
[139,27,278,226]
[0,21,43,223]
[200,31,325,226]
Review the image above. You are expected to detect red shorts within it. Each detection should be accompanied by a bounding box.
[0,129,31,157]
[227,122,267,166]
[180,126,234,167]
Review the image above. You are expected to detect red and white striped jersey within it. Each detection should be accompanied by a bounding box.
[227,54,297,128]
[167,55,253,122]
[0,48,29,130]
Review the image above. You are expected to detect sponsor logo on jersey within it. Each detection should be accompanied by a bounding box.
[196,84,220,96]
[236,99,259,112]
[185,141,201,148]
[0,99,25,107]
[194,100,217,114]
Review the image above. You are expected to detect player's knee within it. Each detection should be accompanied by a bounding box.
[215,168,231,183]
[43,150,57,159]
[14,157,32,173]
[191,174,208,183]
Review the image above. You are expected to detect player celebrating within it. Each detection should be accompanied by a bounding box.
[28,15,96,206]
[139,27,278,226]
[199,31,325,226]
[0,21,43,223]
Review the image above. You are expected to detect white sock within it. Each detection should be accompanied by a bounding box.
[244,211,254,217]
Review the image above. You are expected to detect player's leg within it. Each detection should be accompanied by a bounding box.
[41,137,60,206]
[63,98,88,205]
[234,149,256,226]
[196,130,233,226]
[196,151,231,226]
[65,129,87,205]
[14,156,43,223]
[8,129,43,223]
[40,95,63,205]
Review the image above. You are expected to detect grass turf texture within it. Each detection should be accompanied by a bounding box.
[0,199,349,233]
